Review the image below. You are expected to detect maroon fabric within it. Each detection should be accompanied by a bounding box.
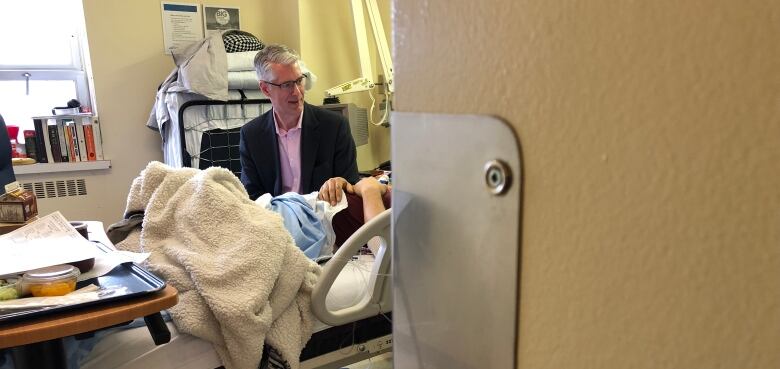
[332,190,392,250]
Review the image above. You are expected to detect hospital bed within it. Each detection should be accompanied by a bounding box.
[82,209,392,369]
[83,96,393,369]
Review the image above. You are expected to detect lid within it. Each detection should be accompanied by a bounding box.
[23,264,79,282]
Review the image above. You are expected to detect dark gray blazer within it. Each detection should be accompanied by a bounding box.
[239,103,359,200]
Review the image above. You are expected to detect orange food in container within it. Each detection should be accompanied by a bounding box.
[21,264,80,297]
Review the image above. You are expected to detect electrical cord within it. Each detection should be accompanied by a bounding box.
[367,88,390,127]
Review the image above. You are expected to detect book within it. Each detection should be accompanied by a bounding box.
[64,121,78,162]
[82,124,97,161]
[23,130,37,162]
[47,123,63,163]
[32,119,49,163]
[90,118,104,160]
[56,119,69,162]
[42,119,55,163]
[75,117,88,162]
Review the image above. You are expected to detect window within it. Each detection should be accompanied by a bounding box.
[0,0,93,142]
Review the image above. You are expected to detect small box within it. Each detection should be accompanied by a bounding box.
[0,216,38,235]
[0,182,38,223]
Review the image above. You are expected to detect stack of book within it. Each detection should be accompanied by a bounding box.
[26,115,104,163]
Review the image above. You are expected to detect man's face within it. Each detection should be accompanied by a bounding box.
[260,62,305,119]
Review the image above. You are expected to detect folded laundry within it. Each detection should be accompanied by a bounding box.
[226,51,257,72]
[227,70,260,90]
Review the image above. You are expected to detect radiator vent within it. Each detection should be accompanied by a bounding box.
[21,179,88,199]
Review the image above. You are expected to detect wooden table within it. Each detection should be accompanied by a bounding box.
[0,285,177,368]
[0,285,177,348]
[0,221,178,368]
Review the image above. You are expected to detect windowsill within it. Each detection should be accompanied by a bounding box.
[13,160,111,175]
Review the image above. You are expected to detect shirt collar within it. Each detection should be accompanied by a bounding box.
[273,109,304,135]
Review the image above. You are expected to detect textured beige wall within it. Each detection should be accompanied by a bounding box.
[394,0,780,368]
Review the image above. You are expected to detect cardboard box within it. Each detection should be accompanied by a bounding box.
[0,185,38,223]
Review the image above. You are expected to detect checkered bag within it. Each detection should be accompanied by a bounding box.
[223,30,264,53]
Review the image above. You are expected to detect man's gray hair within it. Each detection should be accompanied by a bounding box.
[254,44,300,82]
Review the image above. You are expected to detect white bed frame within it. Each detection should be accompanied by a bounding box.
[305,208,393,369]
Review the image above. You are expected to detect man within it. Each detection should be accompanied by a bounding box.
[239,44,359,203]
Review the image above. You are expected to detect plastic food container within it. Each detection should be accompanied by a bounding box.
[22,264,80,297]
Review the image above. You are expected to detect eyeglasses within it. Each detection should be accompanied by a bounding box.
[262,75,306,92]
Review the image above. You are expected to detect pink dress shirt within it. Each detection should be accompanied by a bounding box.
[274,111,303,193]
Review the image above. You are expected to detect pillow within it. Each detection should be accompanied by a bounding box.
[222,30,264,53]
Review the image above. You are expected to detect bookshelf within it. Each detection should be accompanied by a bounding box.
[28,114,106,166]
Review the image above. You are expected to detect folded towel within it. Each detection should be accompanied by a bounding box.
[227,51,258,72]
[228,71,261,90]
[226,61,318,91]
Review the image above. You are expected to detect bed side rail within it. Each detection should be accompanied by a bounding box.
[311,209,392,326]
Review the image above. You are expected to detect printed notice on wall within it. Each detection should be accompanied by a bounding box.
[203,5,240,36]
[161,2,203,55]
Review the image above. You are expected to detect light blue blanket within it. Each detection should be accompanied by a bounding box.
[267,192,328,260]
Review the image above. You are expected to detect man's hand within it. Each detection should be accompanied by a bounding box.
[318,177,353,206]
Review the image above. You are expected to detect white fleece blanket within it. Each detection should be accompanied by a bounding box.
[117,161,320,369]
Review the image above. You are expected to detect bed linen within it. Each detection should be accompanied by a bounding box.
[80,257,376,369]
[117,162,319,369]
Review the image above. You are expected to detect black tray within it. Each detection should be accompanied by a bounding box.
[0,243,166,324]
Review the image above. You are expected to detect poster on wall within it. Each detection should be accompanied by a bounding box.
[160,2,203,55]
[203,5,240,36]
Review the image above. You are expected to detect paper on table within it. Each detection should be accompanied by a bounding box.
[0,212,99,276]
[78,250,151,281]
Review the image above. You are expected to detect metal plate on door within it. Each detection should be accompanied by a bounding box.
[392,112,522,369]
